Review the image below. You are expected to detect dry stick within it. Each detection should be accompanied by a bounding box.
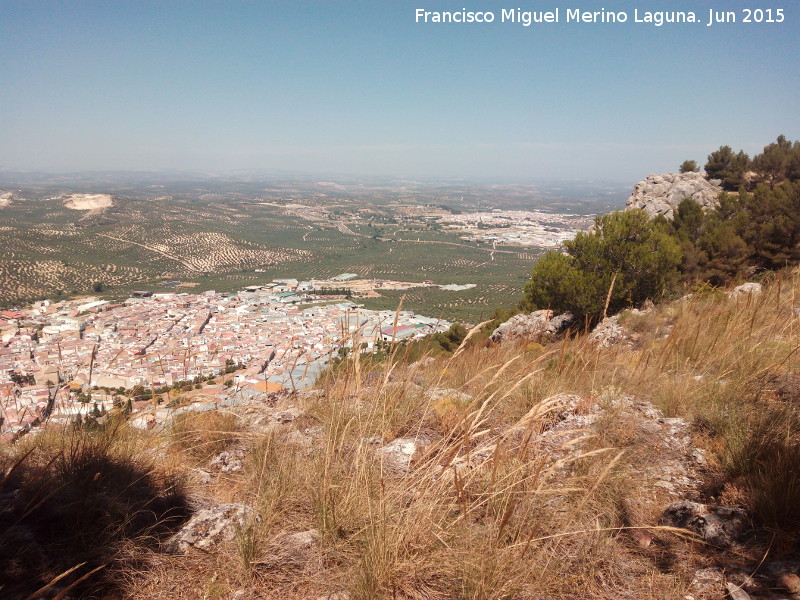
[50,565,107,600]
[88,343,97,391]
[288,352,300,393]
[793,278,798,374]
[748,297,759,338]
[352,327,362,396]
[23,563,89,600]
[514,525,700,550]
[379,296,406,393]
[602,272,618,321]
[389,294,405,349]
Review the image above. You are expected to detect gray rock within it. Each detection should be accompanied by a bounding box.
[282,528,320,551]
[209,449,244,473]
[728,282,763,298]
[725,581,752,600]
[589,306,663,349]
[532,395,702,502]
[426,387,473,404]
[376,436,430,473]
[257,528,322,570]
[490,310,574,343]
[660,500,749,547]
[626,172,721,220]
[690,567,725,598]
[286,429,313,448]
[164,503,257,553]
[589,314,627,349]
[273,407,302,423]
[550,311,575,332]
[190,468,213,484]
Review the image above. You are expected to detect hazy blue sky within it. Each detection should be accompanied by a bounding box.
[2,1,798,180]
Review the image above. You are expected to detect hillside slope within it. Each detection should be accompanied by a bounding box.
[3,271,800,599]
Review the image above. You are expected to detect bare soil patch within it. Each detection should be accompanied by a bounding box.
[64,193,114,210]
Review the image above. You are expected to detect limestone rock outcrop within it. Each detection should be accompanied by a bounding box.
[163,503,257,553]
[590,306,658,349]
[659,500,749,547]
[489,310,574,344]
[626,172,722,219]
[728,282,763,298]
[377,436,431,473]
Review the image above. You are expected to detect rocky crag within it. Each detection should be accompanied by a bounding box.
[626,172,722,219]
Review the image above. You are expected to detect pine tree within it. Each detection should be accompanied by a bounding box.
[524,209,681,322]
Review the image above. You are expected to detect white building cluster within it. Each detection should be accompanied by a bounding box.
[437,210,592,248]
[0,286,451,438]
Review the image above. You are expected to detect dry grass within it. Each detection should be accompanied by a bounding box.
[0,418,190,599]
[169,409,240,461]
[171,334,687,599]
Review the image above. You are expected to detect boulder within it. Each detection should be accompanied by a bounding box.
[659,500,748,547]
[728,282,762,298]
[273,407,302,423]
[490,310,573,343]
[426,387,473,404]
[589,314,627,349]
[268,528,321,564]
[163,503,257,553]
[626,172,721,219]
[529,394,703,501]
[286,426,322,451]
[280,528,320,551]
[589,306,660,349]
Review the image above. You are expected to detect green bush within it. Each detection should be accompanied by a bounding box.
[524,209,681,323]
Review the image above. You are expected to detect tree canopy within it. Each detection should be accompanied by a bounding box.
[524,209,681,323]
[751,135,800,185]
[704,145,750,191]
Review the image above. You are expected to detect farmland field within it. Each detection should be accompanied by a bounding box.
[0,174,627,321]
